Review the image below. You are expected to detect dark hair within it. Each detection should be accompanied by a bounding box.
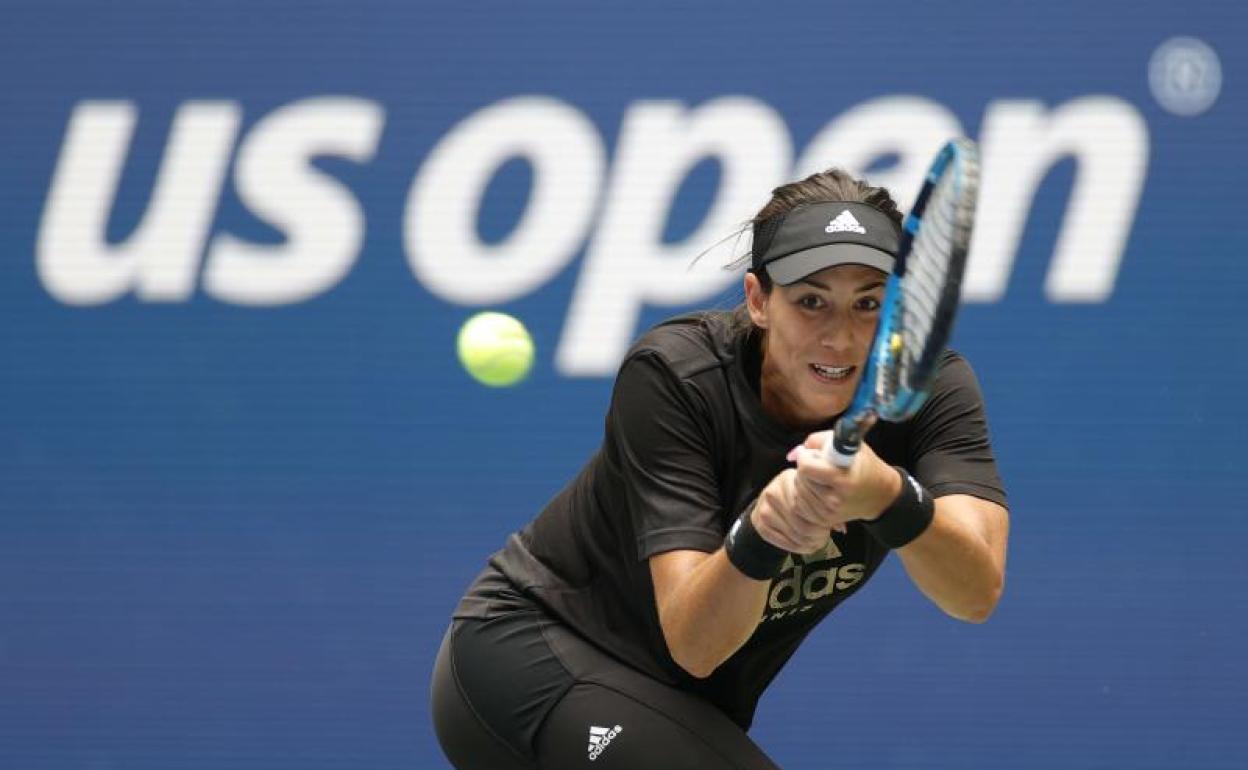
[728,168,904,336]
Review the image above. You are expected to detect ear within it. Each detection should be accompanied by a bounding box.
[744,271,770,329]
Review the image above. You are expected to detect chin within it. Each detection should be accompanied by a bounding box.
[801,392,850,424]
[808,382,856,421]
[824,398,852,420]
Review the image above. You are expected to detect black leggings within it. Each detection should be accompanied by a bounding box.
[430,610,781,769]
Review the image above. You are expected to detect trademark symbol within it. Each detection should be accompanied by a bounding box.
[1149,36,1221,117]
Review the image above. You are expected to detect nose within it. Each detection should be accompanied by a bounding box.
[818,311,856,353]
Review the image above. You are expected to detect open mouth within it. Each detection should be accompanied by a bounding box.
[810,363,855,383]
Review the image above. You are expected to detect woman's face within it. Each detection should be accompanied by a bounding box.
[745,264,887,429]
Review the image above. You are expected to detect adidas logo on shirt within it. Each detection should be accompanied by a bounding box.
[587,724,623,761]
[825,209,866,234]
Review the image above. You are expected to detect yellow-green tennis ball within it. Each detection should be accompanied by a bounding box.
[456,312,535,387]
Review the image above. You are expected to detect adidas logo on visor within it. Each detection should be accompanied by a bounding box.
[825,209,866,234]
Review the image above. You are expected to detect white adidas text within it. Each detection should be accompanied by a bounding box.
[588,724,623,761]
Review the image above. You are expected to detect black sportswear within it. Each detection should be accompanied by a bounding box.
[452,310,1006,731]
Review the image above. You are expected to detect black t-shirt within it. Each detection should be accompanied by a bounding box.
[454,310,1007,729]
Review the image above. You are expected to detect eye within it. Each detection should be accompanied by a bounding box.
[796,294,826,311]
[854,296,882,312]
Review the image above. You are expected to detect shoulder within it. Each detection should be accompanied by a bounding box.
[622,310,737,382]
[609,311,741,440]
[934,348,975,377]
[928,349,985,397]
[901,348,1007,502]
[906,348,998,448]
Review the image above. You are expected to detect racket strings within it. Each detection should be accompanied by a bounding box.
[899,178,965,382]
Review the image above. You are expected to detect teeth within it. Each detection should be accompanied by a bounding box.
[811,364,852,379]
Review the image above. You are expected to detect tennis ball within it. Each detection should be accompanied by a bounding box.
[456,312,535,387]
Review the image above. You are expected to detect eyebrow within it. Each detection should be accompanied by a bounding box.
[799,278,887,293]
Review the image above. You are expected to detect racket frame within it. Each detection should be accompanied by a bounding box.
[825,139,978,467]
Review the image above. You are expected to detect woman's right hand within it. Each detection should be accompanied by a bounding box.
[750,469,840,555]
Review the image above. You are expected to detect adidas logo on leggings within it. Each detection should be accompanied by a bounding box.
[587,724,623,761]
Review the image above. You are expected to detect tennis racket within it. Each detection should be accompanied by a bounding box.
[823,138,981,468]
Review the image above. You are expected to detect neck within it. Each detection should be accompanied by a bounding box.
[756,333,816,432]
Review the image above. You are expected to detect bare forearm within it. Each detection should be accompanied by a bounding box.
[895,497,1006,623]
[656,549,769,678]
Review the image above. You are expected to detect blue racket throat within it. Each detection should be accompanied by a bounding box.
[829,273,905,464]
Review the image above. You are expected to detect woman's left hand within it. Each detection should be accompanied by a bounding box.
[788,432,902,533]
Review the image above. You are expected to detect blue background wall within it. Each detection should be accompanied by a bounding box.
[2,1,1245,767]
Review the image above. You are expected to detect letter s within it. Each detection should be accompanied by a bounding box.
[204,97,385,305]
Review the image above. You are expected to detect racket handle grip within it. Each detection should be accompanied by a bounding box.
[826,419,861,468]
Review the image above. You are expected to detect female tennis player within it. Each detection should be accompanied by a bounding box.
[431,168,1009,769]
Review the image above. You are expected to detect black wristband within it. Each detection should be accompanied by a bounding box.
[865,467,935,549]
[724,501,789,580]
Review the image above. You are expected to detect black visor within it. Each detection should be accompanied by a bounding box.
[752,201,900,285]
